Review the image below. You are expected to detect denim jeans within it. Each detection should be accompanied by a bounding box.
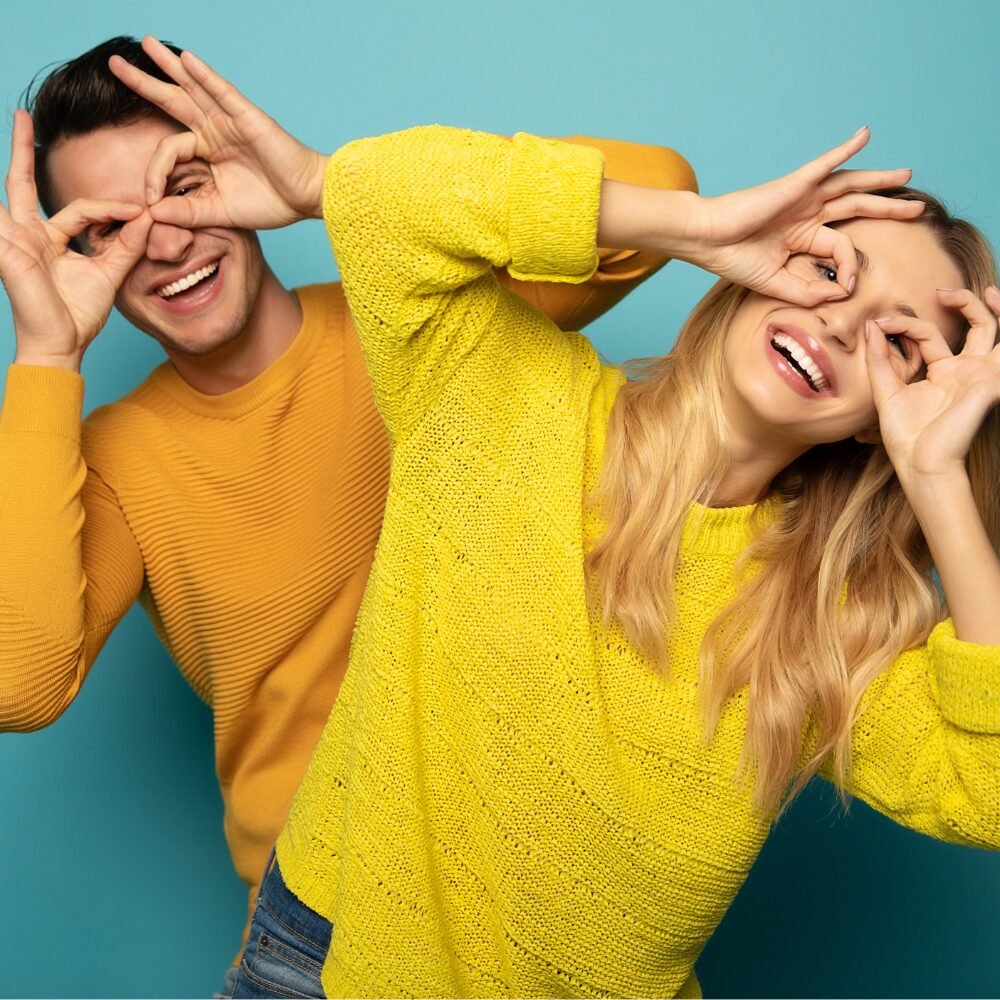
[232,851,332,998]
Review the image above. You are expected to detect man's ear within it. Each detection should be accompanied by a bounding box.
[854,425,882,446]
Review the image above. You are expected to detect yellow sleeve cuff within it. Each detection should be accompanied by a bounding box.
[930,618,1000,734]
[0,365,84,442]
[507,133,604,284]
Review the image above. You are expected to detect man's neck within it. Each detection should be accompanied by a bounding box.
[164,268,304,396]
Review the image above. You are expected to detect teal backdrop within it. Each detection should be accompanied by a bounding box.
[1,1,999,996]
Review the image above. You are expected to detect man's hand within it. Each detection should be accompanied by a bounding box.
[109,37,329,232]
[0,110,151,371]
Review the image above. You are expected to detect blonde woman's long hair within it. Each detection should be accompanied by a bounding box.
[587,189,1000,814]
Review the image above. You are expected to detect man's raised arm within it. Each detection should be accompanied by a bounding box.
[0,111,149,730]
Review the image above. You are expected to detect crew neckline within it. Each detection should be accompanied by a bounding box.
[146,284,339,419]
[680,498,774,557]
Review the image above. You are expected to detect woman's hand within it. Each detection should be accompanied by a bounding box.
[0,110,152,371]
[669,127,925,305]
[109,37,328,231]
[866,287,1000,482]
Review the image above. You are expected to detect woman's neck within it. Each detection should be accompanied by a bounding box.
[709,394,808,507]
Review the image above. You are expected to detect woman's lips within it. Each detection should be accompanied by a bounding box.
[762,323,837,400]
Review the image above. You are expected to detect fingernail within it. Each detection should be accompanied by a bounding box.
[936,287,955,293]
[854,124,869,136]
[847,275,856,294]
[146,187,157,204]
[874,316,893,324]
[865,320,871,341]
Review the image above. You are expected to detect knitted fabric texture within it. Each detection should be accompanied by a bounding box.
[276,126,1000,998]
[0,136,691,950]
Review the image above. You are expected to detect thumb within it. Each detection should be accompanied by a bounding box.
[99,211,153,285]
[865,319,904,409]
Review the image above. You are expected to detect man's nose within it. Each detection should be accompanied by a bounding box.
[144,221,194,263]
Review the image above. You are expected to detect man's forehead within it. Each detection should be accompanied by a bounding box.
[46,117,186,208]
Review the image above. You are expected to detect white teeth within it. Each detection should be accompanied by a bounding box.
[771,332,829,391]
[157,261,219,299]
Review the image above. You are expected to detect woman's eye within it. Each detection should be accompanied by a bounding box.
[813,261,838,283]
[885,333,909,360]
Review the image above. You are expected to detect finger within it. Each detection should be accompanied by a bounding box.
[107,53,201,128]
[806,225,858,297]
[5,110,41,222]
[874,314,952,366]
[865,319,907,408]
[144,131,199,204]
[141,36,224,122]
[98,211,153,285]
[984,286,1000,345]
[47,199,143,243]
[820,168,913,198]
[937,287,999,356]
[149,193,228,230]
[793,126,872,186]
[179,48,262,123]
[759,269,850,308]
[820,193,925,225]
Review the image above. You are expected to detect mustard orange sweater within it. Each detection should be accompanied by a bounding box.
[277,127,1000,998]
[0,136,695,944]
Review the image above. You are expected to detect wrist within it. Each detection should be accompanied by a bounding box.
[13,348,83,373]
[301,150,330,221]
[597,184,704,259]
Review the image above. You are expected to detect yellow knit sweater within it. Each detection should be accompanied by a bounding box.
[276,126,999,999]
[0,136,692,949]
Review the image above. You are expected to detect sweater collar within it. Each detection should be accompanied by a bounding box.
[680,498,774,557]
[145,284,337,419]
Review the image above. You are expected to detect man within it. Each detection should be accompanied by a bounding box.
[0,33,696,986]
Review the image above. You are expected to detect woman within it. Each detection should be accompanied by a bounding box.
[113,40,1000,999]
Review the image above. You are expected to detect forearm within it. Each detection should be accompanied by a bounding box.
[596,180,703,257]
[0,367,99,729]
[904,472,1000,645]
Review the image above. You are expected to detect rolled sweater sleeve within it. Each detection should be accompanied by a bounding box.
[323,126,605,439]
[830,620,1000,850]
[0,365,143,731]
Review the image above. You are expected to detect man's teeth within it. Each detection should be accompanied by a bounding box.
[157,261,219,299]
[771,332,828,391]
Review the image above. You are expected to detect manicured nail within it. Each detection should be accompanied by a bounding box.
[864,320,871,341]
[936,287,955,293]
[874,316,893,324]
[847,275,856,294]
[854,125,869,136]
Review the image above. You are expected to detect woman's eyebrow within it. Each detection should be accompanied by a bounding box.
[855,246,919,319]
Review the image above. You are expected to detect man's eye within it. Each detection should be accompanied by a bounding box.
[813,261,838,282]
[170,184,198,197]
[89,220,124,246]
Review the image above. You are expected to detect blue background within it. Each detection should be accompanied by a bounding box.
[2,1,999,996]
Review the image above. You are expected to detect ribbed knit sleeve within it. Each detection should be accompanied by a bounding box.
[833,619,1000,850]
[323,126,605,439]
[0,365,143,732]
